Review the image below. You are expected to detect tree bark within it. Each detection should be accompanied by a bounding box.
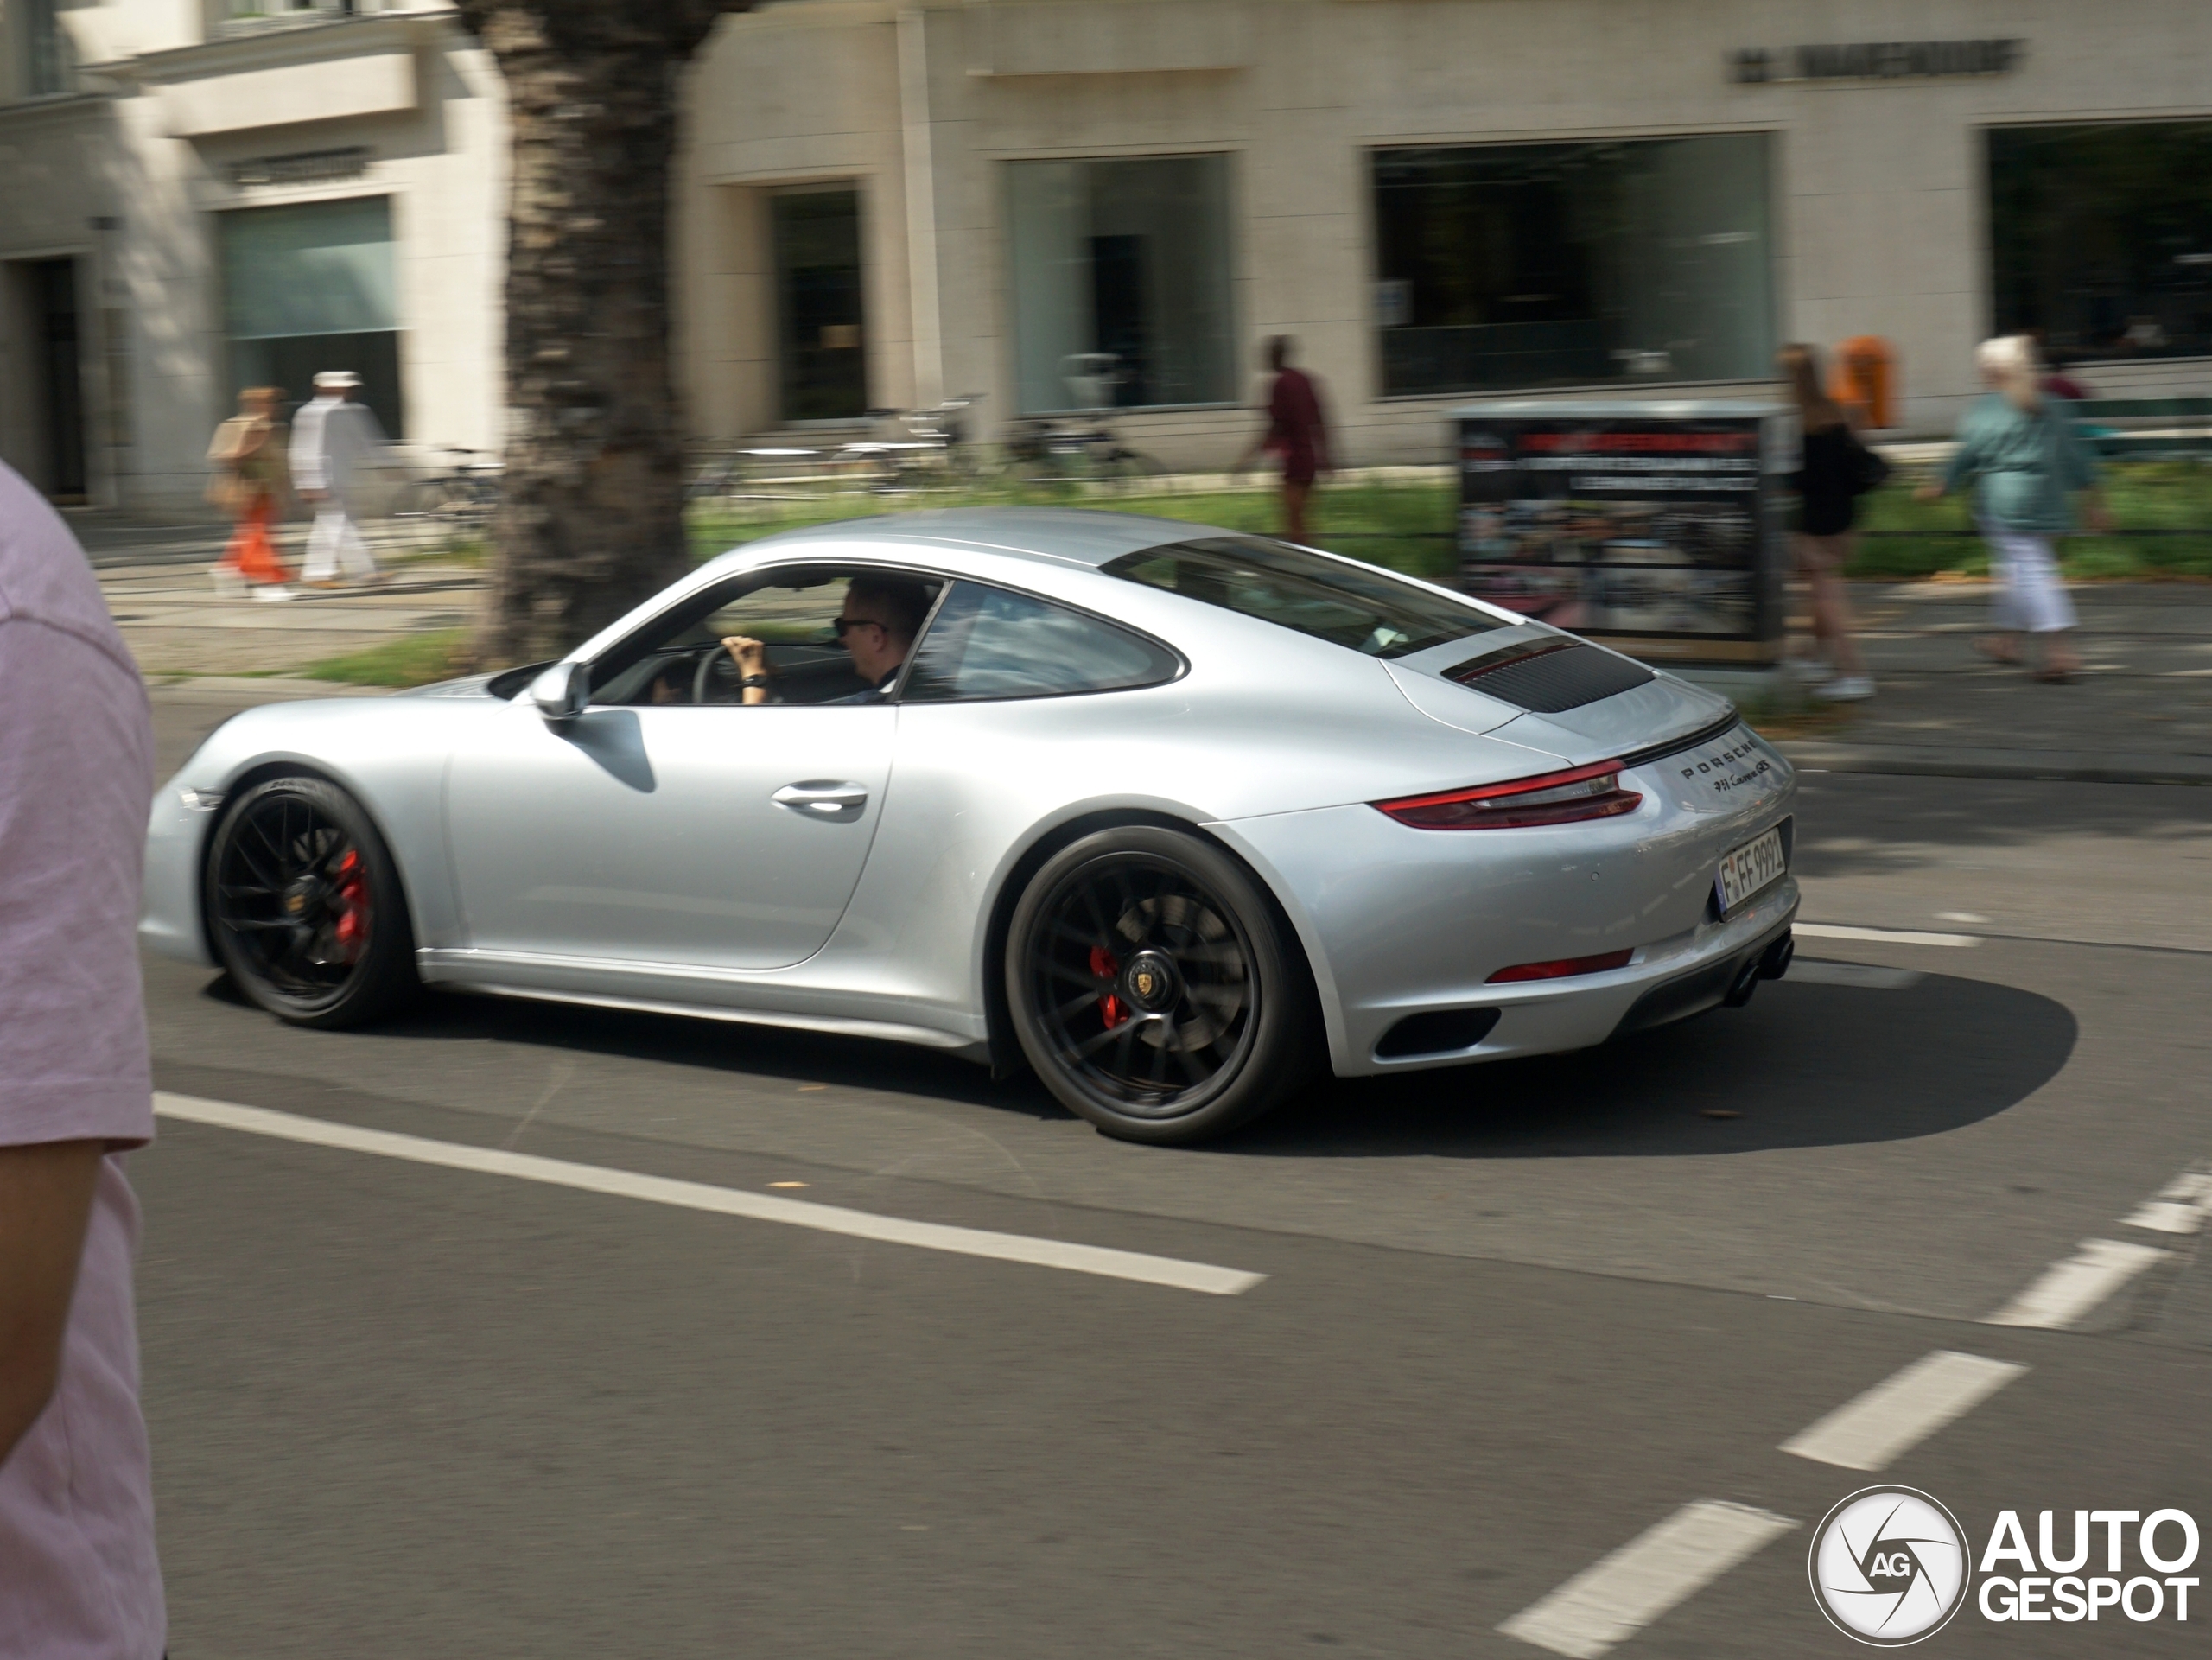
[457,0,747,666]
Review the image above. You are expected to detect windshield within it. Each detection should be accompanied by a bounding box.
[1102,536,1506,659]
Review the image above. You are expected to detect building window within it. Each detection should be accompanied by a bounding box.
[1371,137,1775,398]
[772,187,868,423]
[219,196,402,436]
[223,0,361,30]
[25,0,70,94]
[1990,122,2212,364]
[1006,156,1236,413]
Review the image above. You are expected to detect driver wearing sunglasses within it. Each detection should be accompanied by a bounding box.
[721,576,933,705]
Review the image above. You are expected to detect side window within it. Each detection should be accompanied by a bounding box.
[901,581,1180,703]
[589,569,937,707]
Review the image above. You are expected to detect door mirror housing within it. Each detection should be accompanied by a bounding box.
[530,661,592,722]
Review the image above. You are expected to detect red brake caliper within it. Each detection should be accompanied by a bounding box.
[330,849,370,961]
[1089,944,1123,1027]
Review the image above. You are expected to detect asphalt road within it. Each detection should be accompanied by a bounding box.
[134,690,2212,1657]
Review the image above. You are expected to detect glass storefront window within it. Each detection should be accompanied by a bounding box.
[1006,156,1236,412]
[220,196,403,436]
[1372,137,1775,398]
[1989,122,2212,364]
[772,187,868,423]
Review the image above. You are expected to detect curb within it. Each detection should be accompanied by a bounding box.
[1776,740,2212,787]
[145,677,391,698]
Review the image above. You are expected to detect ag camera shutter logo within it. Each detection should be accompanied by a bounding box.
[1809,1487,1970,1645]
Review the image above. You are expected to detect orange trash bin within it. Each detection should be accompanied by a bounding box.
[1832,336,1897,430]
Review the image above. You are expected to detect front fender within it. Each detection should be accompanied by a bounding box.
[139,695,475,964]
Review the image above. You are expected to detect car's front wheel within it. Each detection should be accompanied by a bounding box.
[205,774,417,1027]
[1007,826,1318,1144]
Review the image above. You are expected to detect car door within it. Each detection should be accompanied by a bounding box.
[443,568,910,975]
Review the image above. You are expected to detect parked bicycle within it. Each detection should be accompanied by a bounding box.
[836,395,988,493]
[387,447,501,554]
[1002,413,1165,489]
[1004,354,1165,489]
[686,445,830,508]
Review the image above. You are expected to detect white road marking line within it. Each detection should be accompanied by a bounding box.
[151,1092,1265,1297]
[1780,1351,2025,1471]
[1498,1501,1796,1659]
[1986,1238,2170,1329]
[1787,960,1925,989]
[2125,1200,2205,1235]
[2124,1171,2212,1235]
[1794,923,1981,948]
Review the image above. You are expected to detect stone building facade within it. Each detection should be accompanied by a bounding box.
[4,0,2210,509]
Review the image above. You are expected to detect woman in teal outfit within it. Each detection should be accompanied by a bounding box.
[1917,335,2110,682]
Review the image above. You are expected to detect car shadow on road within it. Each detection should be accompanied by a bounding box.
[195,966,2075,1156]
[291,977,1071,1119]
[1236,971,2077,1158]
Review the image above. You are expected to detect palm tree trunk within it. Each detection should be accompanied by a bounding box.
[465,14,702,665]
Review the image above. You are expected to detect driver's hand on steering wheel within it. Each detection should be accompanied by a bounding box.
[721,635,771,705]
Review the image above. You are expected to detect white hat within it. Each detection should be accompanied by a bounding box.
[314,370,361,390]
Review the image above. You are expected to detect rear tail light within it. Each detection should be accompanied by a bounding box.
[1372,760,1642,830]
[1488,948,1634,984]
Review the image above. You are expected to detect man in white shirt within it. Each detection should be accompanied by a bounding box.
[289,370,386,586]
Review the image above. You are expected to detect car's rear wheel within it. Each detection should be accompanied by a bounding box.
[206,775,416,1027]
[1007,826,1317,1144]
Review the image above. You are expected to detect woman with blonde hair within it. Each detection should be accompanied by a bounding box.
[1778,342,1876,700]
[207,386,294,601]
[1917,334,2108,681]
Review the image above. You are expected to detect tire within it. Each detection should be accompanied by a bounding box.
[205,775,418,1028]
[1006,826,1319,1144]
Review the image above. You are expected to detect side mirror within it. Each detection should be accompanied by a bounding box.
[529,661,592,722]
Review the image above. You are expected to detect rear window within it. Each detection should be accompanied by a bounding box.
[900,581,1181,702]
[1103,536,1506,659]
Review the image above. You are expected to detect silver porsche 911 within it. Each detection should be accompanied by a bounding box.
[143,508,1798,1143]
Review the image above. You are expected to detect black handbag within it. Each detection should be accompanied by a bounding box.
[1849,435,1892,495]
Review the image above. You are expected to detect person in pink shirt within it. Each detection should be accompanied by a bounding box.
[0,460,166,1657]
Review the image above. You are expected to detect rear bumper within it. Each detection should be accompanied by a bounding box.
[1213,741,1799,1077]
[1333,878,1799,1076]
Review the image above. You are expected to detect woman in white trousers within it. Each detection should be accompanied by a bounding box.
[1919,336,2109,682]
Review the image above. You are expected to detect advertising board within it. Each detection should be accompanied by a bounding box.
[1453,398,1791,665]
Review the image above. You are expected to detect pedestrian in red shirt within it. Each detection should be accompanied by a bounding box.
[1233,335,1332,544]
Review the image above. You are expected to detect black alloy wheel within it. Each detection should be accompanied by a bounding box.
[1007,826,1318,1144]
[206,775,416,1027]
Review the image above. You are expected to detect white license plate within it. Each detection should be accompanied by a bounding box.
[1714,825,1787,915]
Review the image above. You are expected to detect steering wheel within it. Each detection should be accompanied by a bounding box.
[694,645,747,705]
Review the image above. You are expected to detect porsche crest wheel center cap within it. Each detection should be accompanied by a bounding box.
[283,881,316,918]
[1122,951,1179,1013]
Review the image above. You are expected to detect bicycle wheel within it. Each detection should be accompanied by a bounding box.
[1097,448,1166,490]
[384,479,449,556]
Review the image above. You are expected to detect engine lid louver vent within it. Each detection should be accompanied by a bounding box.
[1442,638,1656,715]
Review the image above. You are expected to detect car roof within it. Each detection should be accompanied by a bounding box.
[729,506,1224,571]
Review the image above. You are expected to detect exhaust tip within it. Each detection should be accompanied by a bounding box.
[1758,932,1795,982]
[1723,957,1763,1008]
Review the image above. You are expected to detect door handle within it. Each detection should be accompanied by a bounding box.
[772,781,869,817]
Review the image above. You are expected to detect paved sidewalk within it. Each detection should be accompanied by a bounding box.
[1778,581,2212,785]
[79,512,483,678]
